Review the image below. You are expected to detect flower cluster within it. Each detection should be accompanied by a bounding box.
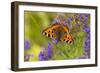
[52,16,67,25]
[52,14,73,29]
[24,40,34,61]
[51,13,90,59]
[81,14,90,58]
[83,26,90,58]
[75,14,90,58]
[73,14,90,59]
[79,14,89,24]
[38,43,53,61]
[24,40,30,50]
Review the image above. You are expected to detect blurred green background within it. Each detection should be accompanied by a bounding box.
[24,11,90,61]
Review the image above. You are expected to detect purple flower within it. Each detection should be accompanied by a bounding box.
[74,14,80,23]
[62,21,67,25]
[53,39,59,44]
[39,51,46,61]
[83,25,90,33]
[83,25,90,53]
[84,37,90,52]
[67,17,73,22]
[24,55,30,61]
[52,18,61,25]
[84,30,90,54]
[87,33,90,39]
[78,14,90,58]
[66,17,73,29]
[24,54,34,61]
[51,14,68,26]
[67,17,72,25]
[38,49,48,61]
[79,14,89,24]
[38,43,53,61]
[55,19,61,23]
[47,43,53,58]
[25,40,30,50]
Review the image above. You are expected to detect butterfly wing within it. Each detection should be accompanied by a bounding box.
[42,23,74,44]
[62,25,70,33]
[61,33,74,44]
[60,25,74,44]
[42,23,61,40]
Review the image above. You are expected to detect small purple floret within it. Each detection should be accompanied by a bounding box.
[25,40,30,50]
[38,43,53,61]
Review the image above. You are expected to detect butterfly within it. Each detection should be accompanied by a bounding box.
[42,23,74,44]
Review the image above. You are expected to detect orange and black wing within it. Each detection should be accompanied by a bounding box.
[42,23,61,40]
[61,33,74,44]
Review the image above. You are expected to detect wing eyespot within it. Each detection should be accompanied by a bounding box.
[52,35,53,38]
[43,32,47,35]
[63,39,65,41]
[48,34,50,37]
[66,40,68,43]
[70,41,72,44]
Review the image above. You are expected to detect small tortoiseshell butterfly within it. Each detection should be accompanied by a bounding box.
[42,23,74,44]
